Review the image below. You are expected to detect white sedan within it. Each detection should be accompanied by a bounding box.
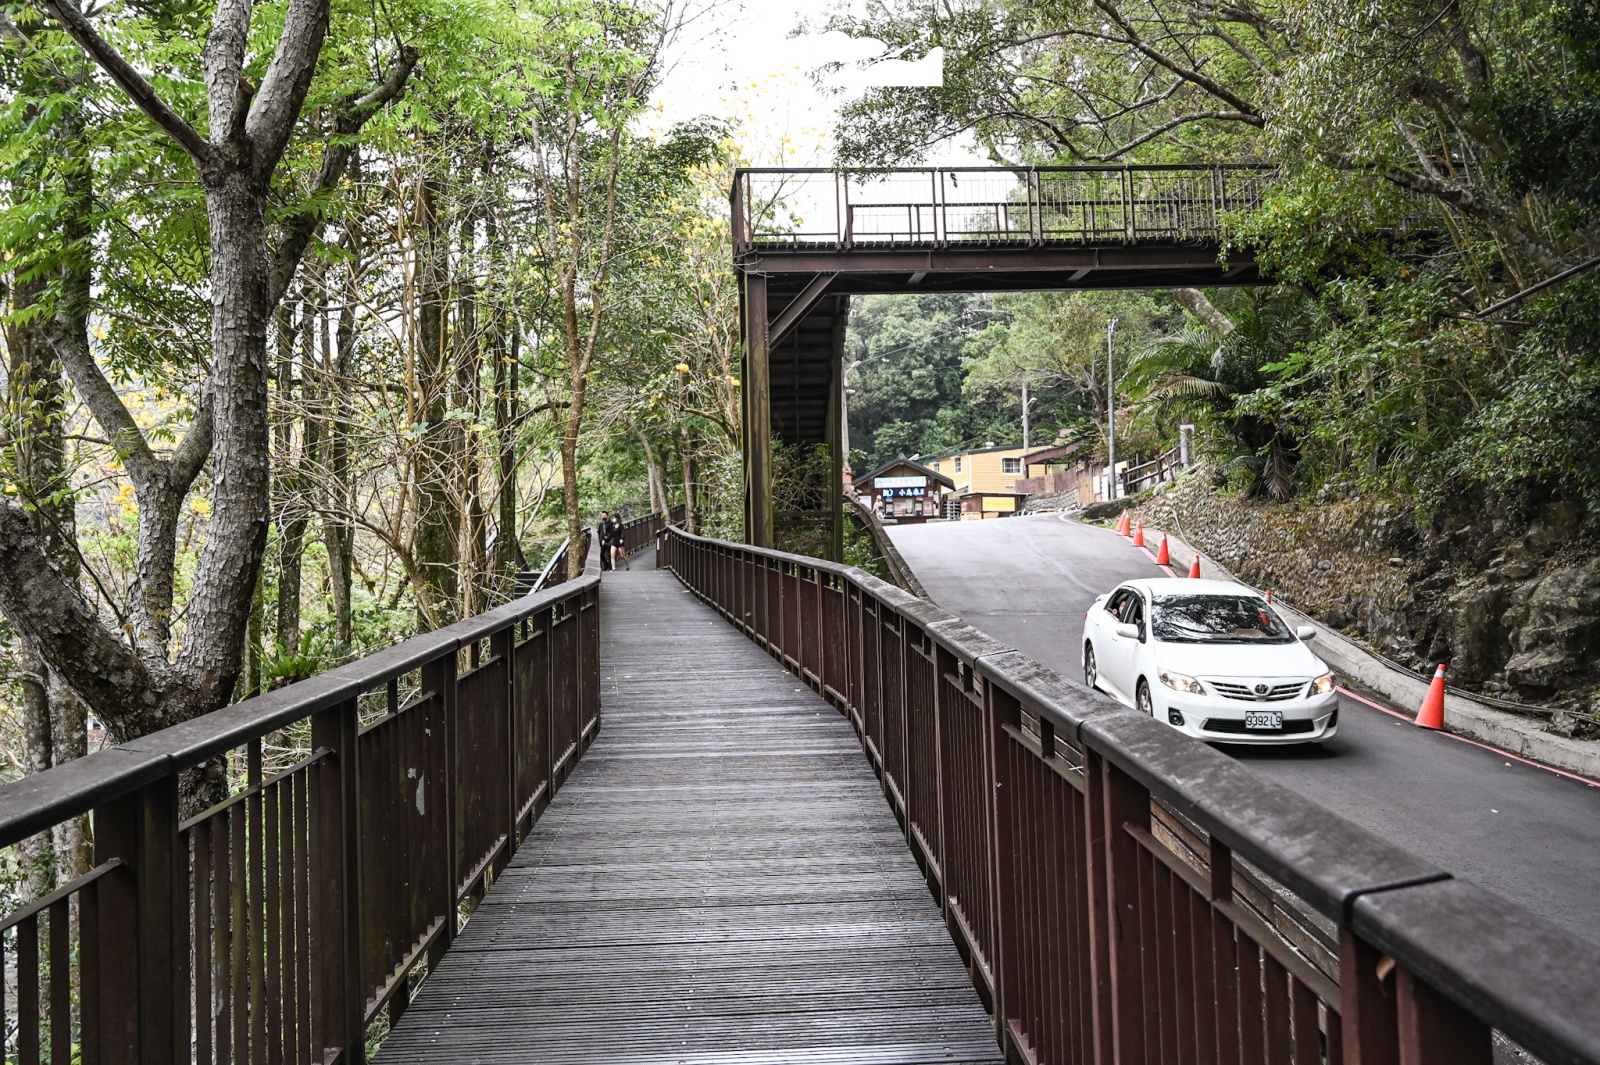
[1081,578,1339,744]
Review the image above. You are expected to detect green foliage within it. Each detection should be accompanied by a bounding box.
[845,293,1019,469]
[1488,0,1600,227]
[1441,275,1600,519]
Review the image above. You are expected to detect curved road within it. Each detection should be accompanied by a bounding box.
[887,514,1600,946]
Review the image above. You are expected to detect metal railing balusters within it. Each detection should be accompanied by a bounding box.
[0,556,606,1064]
[658,527,1566,1065]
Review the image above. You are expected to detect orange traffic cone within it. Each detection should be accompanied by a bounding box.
[1188,555,1202,579]
[1265,589,1274,602]
[1116,511,1132,537]
[1155,535,1170,566]
[1132,521,1145,547]
[1416,664,1447,729]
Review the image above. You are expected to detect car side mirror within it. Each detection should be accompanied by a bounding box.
[1115,623,1139,640]
[1296,625,1317,641]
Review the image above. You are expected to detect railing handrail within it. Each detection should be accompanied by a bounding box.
[732,162,1276,182]
[658,526,1434,909]
[1124,442,1181,479]
[658,525,1600,1065]
[0,575,599,852]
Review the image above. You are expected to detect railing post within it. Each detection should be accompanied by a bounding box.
[1396,969,1492,1065]
[90,767,184,1065]
[421,650,458,936]
[984,681,1022,1053]
[496,623,518,861]
[1340,928,1401,1065]
[1086,752,1148,1064]
[310,696,363,1063]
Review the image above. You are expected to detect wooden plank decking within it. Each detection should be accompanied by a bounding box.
[376,561,1002,1064]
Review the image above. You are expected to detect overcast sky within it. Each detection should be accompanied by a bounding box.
[646,0,983,167]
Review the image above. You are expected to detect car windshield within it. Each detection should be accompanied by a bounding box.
[1150,594,1294,644]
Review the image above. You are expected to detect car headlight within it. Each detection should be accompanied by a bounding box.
[1159,669,1205,695]
[1311,672,1336,696]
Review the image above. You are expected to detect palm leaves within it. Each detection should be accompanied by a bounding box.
[1127,293,1311,500]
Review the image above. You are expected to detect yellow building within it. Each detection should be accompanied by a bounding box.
[925,443,1031,495]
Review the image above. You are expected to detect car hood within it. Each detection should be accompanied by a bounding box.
[1149,639,1327,679]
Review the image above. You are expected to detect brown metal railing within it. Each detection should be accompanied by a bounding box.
[0,575,601,1064]
[1125,443,1186,495]
[616,504,684,557]
[659,526,1600,1065]
[732,165,1276,254]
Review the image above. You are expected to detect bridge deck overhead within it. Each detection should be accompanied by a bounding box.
[732,165,1273,551]
[376,560,1002,1064]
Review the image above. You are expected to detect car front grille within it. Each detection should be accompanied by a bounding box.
[1208,680,1306,702]
[1203,718,1317,735]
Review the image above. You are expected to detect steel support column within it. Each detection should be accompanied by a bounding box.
[742,274,773,548]
[826,296,847,561]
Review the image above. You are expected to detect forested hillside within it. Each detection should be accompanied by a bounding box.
[0,0,747,888]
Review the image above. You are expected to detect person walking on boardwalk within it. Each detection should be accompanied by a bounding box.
[596,512,613,571]
[608,514,629,571]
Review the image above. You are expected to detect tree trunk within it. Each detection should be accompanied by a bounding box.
[48,671,90,879]
[635,429,664,514]
[15,641,56,896]
[561,409,584,580]
[243,570,264,699]
[1170,288,1235,335]
[681,429,697,533]
[323,263,357,649]
[8,0,331,804]
[171,168,274,720]
[493,313,519,599]
[275,517,306,653]
[412,173,459,625]
[456,212,486,618]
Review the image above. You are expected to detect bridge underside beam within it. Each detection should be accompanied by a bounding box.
[741,240,1261,295]
[737,240,1267,558]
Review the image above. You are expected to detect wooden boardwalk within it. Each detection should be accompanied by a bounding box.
[376,560,1002,1064]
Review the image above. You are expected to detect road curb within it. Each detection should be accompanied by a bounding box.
[1144,527,1600,784]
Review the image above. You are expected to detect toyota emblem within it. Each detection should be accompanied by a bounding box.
[1253,683,1269,696]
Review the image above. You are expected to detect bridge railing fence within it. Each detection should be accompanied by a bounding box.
[0,576,601,1065]
[732,165,1275,252]
[659,526,1600,1065]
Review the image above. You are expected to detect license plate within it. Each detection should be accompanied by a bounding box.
[1244,711,1283,730]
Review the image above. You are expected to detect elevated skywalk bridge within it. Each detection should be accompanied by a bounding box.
[730,165,1274,554]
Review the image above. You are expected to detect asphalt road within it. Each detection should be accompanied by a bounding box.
[887,513,1600,947]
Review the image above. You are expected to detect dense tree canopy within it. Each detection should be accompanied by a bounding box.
[829,0,1600,513]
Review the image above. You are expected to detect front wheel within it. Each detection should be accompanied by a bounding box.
[1136,679,1154,718]
[1084,643,1099,691]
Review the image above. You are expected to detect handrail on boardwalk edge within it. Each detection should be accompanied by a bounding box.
[0,562,610,1064]
[659,524,1600,1065]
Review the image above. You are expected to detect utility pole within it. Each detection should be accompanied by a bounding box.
[1107,317,1118,499]
[1021,376,1030,457]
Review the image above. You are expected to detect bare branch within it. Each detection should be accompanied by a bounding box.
[1091,0,1262,118]
[245,0,330,181]
[44,317,158,486]
[37,0,214,166]
[169,390,214,489]
[267,44,419,306]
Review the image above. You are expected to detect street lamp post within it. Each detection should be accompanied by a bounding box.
[1107,317,1118,499]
